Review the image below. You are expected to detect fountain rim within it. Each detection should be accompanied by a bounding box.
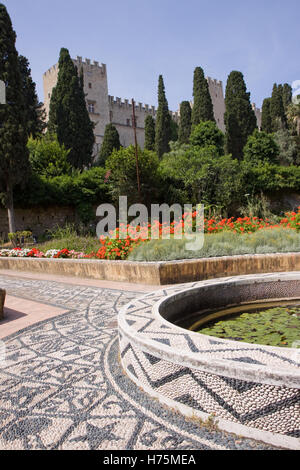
[119,272,300,388]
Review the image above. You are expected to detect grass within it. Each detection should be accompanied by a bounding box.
[128,227,300,261]
[35,224,100,254]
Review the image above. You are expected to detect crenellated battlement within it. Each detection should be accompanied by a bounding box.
[73,56,107,75]
[43,57,107,77]
[43,63,59,77]
[108,95,156,114]
[206,76,223,88]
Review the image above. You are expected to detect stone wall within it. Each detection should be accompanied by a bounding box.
[1,252,300,285]
[0,206,76,239]
[108,96,156,148]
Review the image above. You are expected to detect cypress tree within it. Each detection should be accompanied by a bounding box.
[144,114,155,150]
[98,123,120,165]
[261,98,272,133]
[0,4,29,233]
[48,48,95,170]
[155,75,171,158]
[224,71,257,159]
[270,83,286,131]
[18,55,46,137]
[178,101,192,144]
[170,118,178,142]
[191,66,214,127]
[282,83,292,112]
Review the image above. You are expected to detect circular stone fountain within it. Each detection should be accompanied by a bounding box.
[118,272,300,449]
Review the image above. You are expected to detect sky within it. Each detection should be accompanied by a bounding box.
[4,0,300,111]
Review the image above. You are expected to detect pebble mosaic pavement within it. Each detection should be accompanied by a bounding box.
[0,275,280,450]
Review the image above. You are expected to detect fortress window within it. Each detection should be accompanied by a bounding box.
[88,103,95,113]
[48,93,51,98]
[88,82,92,89]
[126,118,130,126]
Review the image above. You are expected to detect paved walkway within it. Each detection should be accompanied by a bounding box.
[0,271,279,450]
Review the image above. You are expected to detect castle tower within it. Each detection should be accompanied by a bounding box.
[43,57,110,153]
[206,77,226,133]
[43,56,159,152]
[251,103,262,130]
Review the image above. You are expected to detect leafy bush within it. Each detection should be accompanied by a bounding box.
[159,144,242,209]
[28,134,72,177]
[8,230,33,246]
[243,129,279,165]
[105,145,160,206]
[189,121,225,155]
[12,167,111,224]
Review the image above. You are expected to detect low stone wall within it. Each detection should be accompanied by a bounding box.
[118,273,300,449]
[0,205,77,238]
[0,252,300,285]
[0,288,5,320]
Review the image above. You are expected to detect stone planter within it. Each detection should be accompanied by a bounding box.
[1,252,300,285]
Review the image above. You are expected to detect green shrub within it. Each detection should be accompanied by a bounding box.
[28,134,72,177]
[129,227,300,261]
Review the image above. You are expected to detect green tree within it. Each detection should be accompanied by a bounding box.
[243,129,279,165]
[155,75,171,158]
[105,145,160,206]
[0,3,29,232]
[287,101,300,136]
[282,83,292,112]
[178,101,192,144]
[144,114,155,150]
[190,121,224,155]
[159,144,241,209]
[224,71,257,159]
[261,98,272,133]
[28,134,71,177]
[48,48,95,170]
[273,129,298,165]
[98,123,120,165]
[170,118,178,142]
[18,55,46,137]
[270,83,286,131]
[191,67,215,127]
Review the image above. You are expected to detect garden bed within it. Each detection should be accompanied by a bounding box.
[1,252,300,285]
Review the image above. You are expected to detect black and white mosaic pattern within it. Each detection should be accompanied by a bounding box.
[118,274,300,442]
[0,275,281,450]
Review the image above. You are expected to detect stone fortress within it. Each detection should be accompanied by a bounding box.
[43,56,261,153]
